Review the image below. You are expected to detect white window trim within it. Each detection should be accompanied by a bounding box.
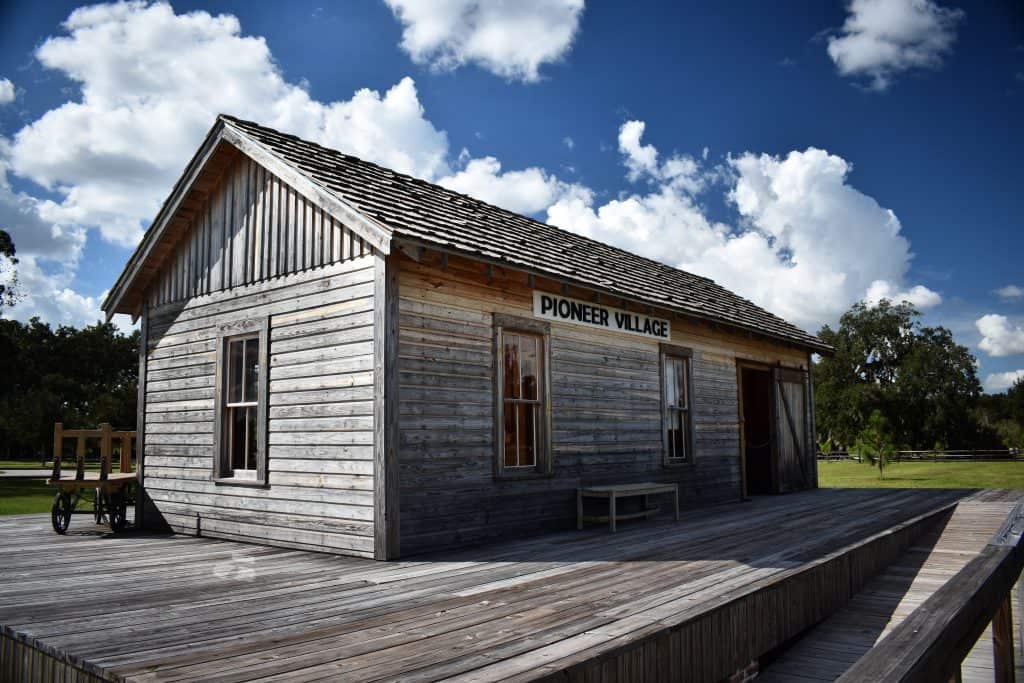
[213,318,270,486]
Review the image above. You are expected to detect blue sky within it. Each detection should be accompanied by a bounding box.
[0,0,1021,390]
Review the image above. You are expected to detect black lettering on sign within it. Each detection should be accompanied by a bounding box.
[533,291,670,340]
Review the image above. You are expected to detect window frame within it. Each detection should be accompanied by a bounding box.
[213,318,270,487]
[660,343,695,467]
[493,313,553,479]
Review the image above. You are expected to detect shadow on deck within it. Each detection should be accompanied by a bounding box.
[0,488,1013,682]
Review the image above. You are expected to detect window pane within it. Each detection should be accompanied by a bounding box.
[519,336,539,401]
[228,340,243,403]
[676,360,688,409]
[667,410,687,460]
[230,407,247,470]
[517,403,537,467]
[503,334,521,399]
[503,405,517,467]
[664,358,678,408]
[244,338,260,403]
[246,406,258,470]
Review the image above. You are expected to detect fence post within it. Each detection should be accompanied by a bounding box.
[993,592,1015,682]
[51,423,63,481]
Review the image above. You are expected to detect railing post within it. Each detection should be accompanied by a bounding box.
[51,423,63,481]
[120,434,132,474]
[75,435,85,481]
[994,592,1015,683]
[99,422,111,481]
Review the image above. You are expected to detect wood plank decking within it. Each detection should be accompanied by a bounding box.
[760,488,1024,682]
[0,488,1005,682]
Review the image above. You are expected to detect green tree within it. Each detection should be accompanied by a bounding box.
[814,300,984,450]
[852,409,897,479]
[0,318,138,459]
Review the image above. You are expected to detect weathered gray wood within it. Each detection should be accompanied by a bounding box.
[0,488,982,683]
[136,304,149,527]
[373,252,400,560]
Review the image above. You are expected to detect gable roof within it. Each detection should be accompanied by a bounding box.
[104,115,832,354]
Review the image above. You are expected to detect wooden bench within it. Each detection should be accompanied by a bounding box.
[577,482,680,533]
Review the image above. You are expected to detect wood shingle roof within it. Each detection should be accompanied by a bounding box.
[220,115,830,353]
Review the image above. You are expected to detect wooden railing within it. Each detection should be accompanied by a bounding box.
[837,501,1024,683]
[52,423,136,481]
[819,449,1020,462]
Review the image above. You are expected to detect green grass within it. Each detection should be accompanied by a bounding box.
[0,478,55,515]
[819,460,1024,489]
[0,460,53,470]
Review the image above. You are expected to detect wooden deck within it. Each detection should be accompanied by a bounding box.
[0,488,1011,682]
[761,489,1024,682]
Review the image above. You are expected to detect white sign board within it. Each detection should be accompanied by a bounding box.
[532,291,670,340]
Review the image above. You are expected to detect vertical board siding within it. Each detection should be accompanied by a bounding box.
[396,253,807,556]
[148,154,368,308]
[142,155,378,556]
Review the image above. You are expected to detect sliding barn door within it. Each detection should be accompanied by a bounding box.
[772,367,813,493]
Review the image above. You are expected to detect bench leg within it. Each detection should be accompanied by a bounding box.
[610,494,616,534]
[674,485,680,522]
[577,489,583,531]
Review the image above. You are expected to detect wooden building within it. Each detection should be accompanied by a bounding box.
[102,115,833,560]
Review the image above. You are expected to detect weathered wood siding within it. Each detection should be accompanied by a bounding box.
[148,153,371,308]
[396,251,808,555]
[140,153,378,558]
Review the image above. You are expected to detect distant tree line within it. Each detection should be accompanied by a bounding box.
[0,318,138,460]
[814,300,1024,452]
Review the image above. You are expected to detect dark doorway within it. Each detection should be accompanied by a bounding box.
[741,366,774,495]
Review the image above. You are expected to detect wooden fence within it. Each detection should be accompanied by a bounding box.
[837,501,1024,682]
[52,423,136,481]
[819,449,1020,462]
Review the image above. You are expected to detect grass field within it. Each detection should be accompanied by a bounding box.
[0,478,54,515]
[819,460,1024,489]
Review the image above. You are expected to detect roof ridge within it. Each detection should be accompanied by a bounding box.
[220,115,727,286]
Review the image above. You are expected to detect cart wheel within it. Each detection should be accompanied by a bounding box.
[51,492,72,535]
[109,492,127,533]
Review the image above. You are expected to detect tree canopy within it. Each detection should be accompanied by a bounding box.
[814,299,1001,450]
[0,318,138,459]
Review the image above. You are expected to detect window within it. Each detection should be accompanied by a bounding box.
[661,346,694,465]
[214,320,268,484]
[226,336,260,473]
[494,315,551,477]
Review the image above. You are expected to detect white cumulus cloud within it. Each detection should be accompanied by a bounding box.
[0,78,14,105]
[827,0,965,91]
[995,285,1024,300]
[976,314,1024,357]
[438,155,581,215]
[865,280,942,309]
[547,121,939,331]
[985,369,1024,393]
[384,0,584,82]
[10,3,450,249]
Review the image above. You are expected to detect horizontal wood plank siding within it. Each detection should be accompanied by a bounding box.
[396,251,808,555]
[148,153,369,308]
[142,167,379,557]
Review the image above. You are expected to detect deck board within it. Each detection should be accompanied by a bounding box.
[760,489,1024,682]
[0,488,1005,682]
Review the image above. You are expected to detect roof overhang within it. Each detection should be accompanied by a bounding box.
[101,117,392,320]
